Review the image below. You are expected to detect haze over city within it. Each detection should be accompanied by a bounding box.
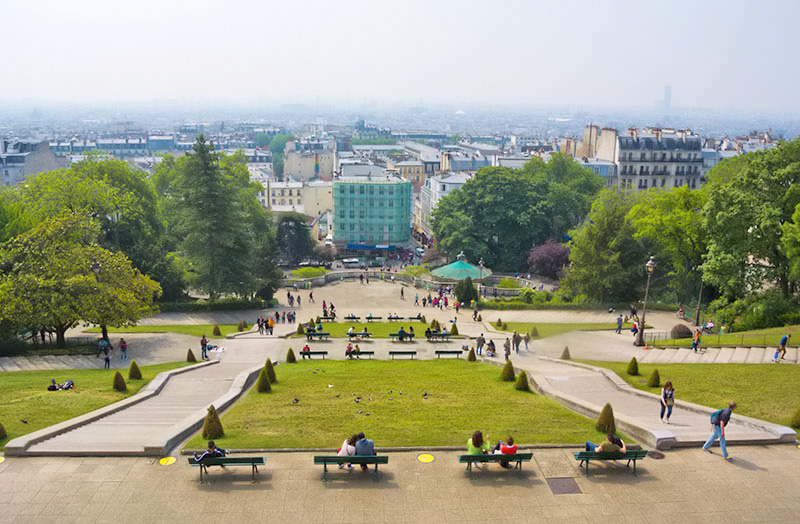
[2,0,800,115]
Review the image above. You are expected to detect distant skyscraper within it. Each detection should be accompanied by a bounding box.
[663,86,672,113]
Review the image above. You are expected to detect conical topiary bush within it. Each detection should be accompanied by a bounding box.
[0,421,6,440]
[647,369,660,388]
[790,407,800,429]
[256,368,272,393]
[237,319,247,331]
[202,405,224,439]
[450,323,459,335]
[595,403,616,433]
[531,326,539,337]
[265,358,276,383]
[501,360,515,381]
[296,324,305,335]
[212,324,221,336]
[467,348,476,361]
[128,360,142,380]
[560,346,571,360]
[514,370,531,391]
[626,357,639,376]
[495,318,502,327]
[112,371,127,392]
[286,347,297,363]
[187,349,197,362]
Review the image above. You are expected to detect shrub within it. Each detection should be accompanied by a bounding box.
[315,316,321,324]
[531,326,539,337]
[256,368,272,392]
[0,421,6,440]
[670,324,692,339]
[128,360,142,380]
[791,407,800,429]
[450,323,459,335]
[112,371,127,392]
[187,349,197,362]
[467,348,476,361]
[647,369,661,388]
[495,318,502,327]
[237,319,248,332]
[502,323,508,330]
[421,315,427,324]
[286,348,297,363]
[202,405,224,439]
[527,240,569,279]
[498,277,521,289]
[296,324,305,335]
[477,314,482,321]
[514,370,531,391]
[265,358,276,383]
[560,346,571,360]
[501,360,515,381]
[626,357,639,376]
[595,403,616,433]
[212,324,221,336]
[430,319,441,331]
[454,277,479,305]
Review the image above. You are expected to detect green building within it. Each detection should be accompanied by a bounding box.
[333,174,412,248]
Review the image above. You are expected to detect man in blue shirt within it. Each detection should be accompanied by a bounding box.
[354,432,375,471]
[703,402,736,460]
[776,334,790,361]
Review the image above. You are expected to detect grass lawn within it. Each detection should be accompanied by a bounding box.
[291,267,329,279]
[496,322,631,338]
[656,324,800,347]
[291,321,449,338]
[185,360,604,450]
[84,324,245,338]
[0,361,192,450]
[577,359,800,427]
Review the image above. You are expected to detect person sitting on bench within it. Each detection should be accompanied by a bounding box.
[492,435,518,468]
[585,433,626,453]
[194,440,229,462]
[347,326,355,337]
[345,342,360,359]
[408,326,415,337]
[361,326,369,337]
[397,327,408,341]
[467,430,491,469]
[301,344,312,359]
[354,432,375,471]
[425,327,432,339]
[316,323,324,332]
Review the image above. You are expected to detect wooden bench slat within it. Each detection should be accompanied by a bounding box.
[187,456,266,482]
[457,453,533,478]
[313,455,389,482]
[572,450,648,476]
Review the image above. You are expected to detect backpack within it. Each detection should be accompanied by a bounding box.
[710,409,723,424]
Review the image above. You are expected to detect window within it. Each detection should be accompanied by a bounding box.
[379,186,384,194]
[289,199,293,205]
[272,199,276,205]
[349,185,355,194]
[349,210,355,218]
[389,201,393,207]
[339,210,345,218]
[359,185,365,194]
[280,189,285,196]
[297,198,302,205]
[640,152,646,160]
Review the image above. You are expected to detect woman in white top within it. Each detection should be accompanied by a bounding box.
[337,434,358,470]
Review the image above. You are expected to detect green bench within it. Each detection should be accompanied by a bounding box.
[435,350,463,358]
[573,449,648,476]
[346,350,375,359]
[187,455,266,482]
[313,455,389,481]
[426,333,452,342]
[366,316,382,322]
[389,333,415,341]
[347,332,372,340]
[457,453,533,479]
[389,350,417,359]
[306,332,330,341]
[300,350,328,359]
[319,316,336,322]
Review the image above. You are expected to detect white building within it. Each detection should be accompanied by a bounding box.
[1,139,60,185]
[415,172,471,238]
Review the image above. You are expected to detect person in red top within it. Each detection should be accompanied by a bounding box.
[492,435,518,468]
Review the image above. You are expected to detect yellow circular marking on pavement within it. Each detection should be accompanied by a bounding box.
[159,456,176,466]
[417,453,435,463]
[0,457,5,464]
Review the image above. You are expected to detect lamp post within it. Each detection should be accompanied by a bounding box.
[634,256,656,347]
[478,258,484,297]
[694,264,705,327]
[91,258,108,342]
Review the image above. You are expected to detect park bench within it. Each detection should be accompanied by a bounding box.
[188,455,266,482]
[300,350,328,359]
[409,314,423,321]
[320,316,336,322]
[573,449,648,476]
[389,333,415,342]
[306,332,330,341]
[344,315,361,322]
[389,350,417,359]
[366,316,383,322]
[458,453,533,479]
[387,316,404,321]
[313,455,389,481]
[426,333,452,342]
[346,350,374,359]
[347,332,372,340]
[435,350,463,358]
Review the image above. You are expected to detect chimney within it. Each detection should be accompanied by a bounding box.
[628,128,638,140]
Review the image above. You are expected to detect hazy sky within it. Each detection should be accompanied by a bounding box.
[3,0,799,112]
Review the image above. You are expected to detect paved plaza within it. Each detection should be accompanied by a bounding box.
[2,279,799,522]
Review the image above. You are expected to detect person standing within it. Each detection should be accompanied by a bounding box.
[703,401,737,460]
[503,338,511,361]
[200,335,208,361]
[400,287,404,300]
[776,334,790,361]
[354,432,375,470]
[119,338,128,361]
[616,315,623,334]
[103,344,112,369]
[414,293,419,306]
[476,333,485,355]
[660,381,675,423]
[512,331,522,354]
[692,329,701,352]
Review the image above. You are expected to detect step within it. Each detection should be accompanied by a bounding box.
[713,347,735,363]
[698,347,720,363]
[682,349,704,363]
[651,347,678,363]
[745,347,764,364]
[39,355,70,370]
[669,348,692,363]
[25,355,54,370]
[9,356,38,371]
[637,348,660,363]
[730,346,751,363]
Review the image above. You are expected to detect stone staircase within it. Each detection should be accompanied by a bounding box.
[641,345,799,364]
[0,354,106,372]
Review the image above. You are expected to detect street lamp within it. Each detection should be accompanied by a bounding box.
[91,258,108,342]
[694,264,705,327]
[634,256,656,347]
[478,258,484,297]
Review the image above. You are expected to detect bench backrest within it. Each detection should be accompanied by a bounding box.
[314,455,389,464]
[458,453,533,461]
[390,350,417,354]
[573,450,648,459]
[188,456,266,466]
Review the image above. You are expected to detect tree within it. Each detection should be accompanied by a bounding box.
[269,134,295,178]
[454,277,479,305]
[704,138,800,299]
[0,214,161,346]
[561,189,648,303]
[277,212,315,265]
[527,240,569,279]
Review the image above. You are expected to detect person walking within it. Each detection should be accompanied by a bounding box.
[119,338,128,361]
[523,331,530,351]
[660,381,675,423]
[476,333,485,355]
[103,344,112,369]
[692,329,701,353]
[703,401,737,461]
[512,331,522,354]
[503,338,511,361]
[616,315,623,334]
[775,334,790,361]
[414,293,419,306]
[400,287,404,300]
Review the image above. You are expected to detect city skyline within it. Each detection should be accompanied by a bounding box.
[2,0,800,114]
